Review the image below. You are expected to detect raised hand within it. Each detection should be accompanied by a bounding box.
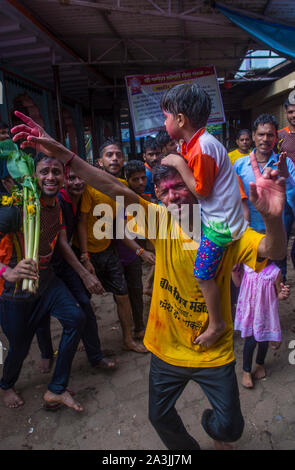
[249,152,285,220]
[273,152,289,178]
[11,111,69,160]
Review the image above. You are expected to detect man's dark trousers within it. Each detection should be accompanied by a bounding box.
[36,261,104,366]
[149,354,244,450]
[0,275,85,394]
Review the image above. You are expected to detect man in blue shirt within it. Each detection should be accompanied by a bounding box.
[234,113,295,280]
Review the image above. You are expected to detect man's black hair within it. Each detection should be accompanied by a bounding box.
[98,137,122,158]
[155,130,172,151]
[160,83,211,130]
[283,98,295,109]
[152,163,180,187]
[124,160,146,180]
[253,114,278,132]
[0,121,9,130]
[34,152,64,171]
[236,129,251,139]
[143,136,160,153]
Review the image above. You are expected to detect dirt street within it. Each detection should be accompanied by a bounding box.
[0,258,295,451]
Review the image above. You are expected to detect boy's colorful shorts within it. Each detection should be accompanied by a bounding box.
[194,231,226,280]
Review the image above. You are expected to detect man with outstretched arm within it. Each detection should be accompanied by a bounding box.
[11,111,286,449]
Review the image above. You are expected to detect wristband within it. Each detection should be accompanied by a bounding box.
[0,266,7,278]
[65,153,76,167]
[80,252,90,262]
[136,247,145,257]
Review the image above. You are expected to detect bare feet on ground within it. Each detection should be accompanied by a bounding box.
[39,358,53,374]
[43,390,83,412]
[193,320,226,348]
[213,440,234,450]
[242,371,254,389]
[253,364,266,380]
[2,388,24,409]
[123,339,149,353]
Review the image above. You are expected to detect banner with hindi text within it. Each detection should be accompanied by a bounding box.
[125,66,225,137]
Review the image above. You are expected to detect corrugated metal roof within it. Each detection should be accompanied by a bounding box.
[0,0,294,110]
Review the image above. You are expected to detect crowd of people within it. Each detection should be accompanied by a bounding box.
[0,83,294,450]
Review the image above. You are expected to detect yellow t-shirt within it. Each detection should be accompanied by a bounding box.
[228,148,249,166]
[136,198,266,368]
[79,184,117,253]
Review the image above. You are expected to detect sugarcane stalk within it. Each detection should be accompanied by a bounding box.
[31,200,40,292]
[22,186,29,291]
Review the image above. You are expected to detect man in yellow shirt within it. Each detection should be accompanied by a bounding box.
[228,129,252,166]
[76,183,147,354]
[11,111,287,448]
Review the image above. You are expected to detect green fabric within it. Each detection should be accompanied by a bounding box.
[202,221,232,247]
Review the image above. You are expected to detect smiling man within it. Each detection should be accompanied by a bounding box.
[0,153,86,412]
[11,111,287,449]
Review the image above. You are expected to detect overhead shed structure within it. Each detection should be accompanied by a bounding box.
[0,0,294,157]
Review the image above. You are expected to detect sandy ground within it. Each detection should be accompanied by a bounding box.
[0,256,295,452]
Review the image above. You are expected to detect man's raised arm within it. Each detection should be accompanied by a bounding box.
[249,153,287,260]
[11,111,139,207]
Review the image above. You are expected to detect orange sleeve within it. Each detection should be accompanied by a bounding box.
[190,153,218,197]
[237,175,248,200]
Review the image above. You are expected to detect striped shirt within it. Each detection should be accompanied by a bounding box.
[0,200,63,300]
[278,127,295,163]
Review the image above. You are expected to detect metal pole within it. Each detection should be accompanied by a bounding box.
[128,110,136,159]
[52,64,65,144]
[88,88,98,159]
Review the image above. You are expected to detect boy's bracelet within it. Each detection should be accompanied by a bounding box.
[136,247,145,257]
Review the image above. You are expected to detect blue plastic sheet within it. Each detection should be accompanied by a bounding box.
[216,3,295,60]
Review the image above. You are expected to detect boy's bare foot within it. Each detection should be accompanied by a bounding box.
[2,388,24,408]
[193,320,226,348]
[242,371,254,389]
[213,440,234,450]
[123,340,149,353]
[39,358,53,374]
[43,390,83,412]
[253,364,266,380]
